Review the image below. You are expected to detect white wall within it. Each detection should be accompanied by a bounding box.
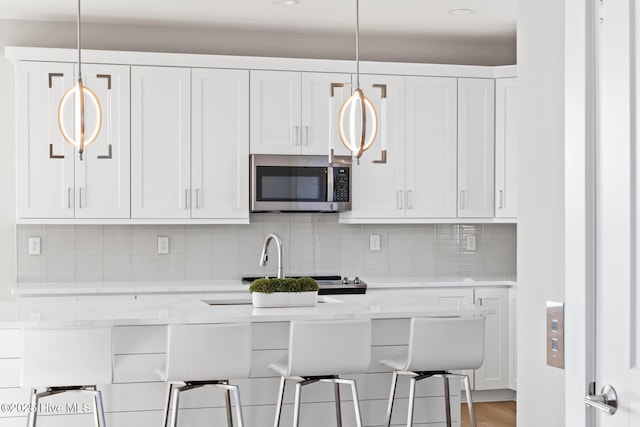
[516,0,566,425]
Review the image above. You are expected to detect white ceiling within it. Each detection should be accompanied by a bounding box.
[0,0,516,42]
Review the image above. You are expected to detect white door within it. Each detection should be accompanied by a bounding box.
[74,64,130,219]
[301,72,352,156]
[405,76,458,219]
[16,61,75,218]
[495,78,518,218]
[458,78,495,218]
[131,66,191,219]
[585,0,640,424]
[474,287,510,391]
[249,70,301,154]
[346,74,406,220]
[191,68,249,220]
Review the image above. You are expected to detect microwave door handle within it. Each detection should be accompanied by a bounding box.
[327,167,334,203]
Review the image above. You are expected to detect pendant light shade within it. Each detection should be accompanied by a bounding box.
[57,0,103,161]
[337,0,378,160]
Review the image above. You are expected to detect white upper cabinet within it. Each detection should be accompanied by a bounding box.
[16,61,130,219]
[495,78,518,218]
[346,74,406,219]
[405,76,458,218]
[457,78,495,218]
[131,66,191,219]
[74,64,131,219]
[191,68,249,220]
[250,70,352,155]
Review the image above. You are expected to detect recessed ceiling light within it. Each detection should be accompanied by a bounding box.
[272,0,300,5]
[447,8,477,15]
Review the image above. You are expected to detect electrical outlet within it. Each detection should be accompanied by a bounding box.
[157,236,170,254]
[466,234,477,251]
[369,234,381,251]
[28,237,41,255]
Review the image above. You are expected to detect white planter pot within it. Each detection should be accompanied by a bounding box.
[251,291,318,308]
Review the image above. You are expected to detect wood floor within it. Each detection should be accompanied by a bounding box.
[461,401,517,427]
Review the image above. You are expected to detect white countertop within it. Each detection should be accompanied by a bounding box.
[0,289,495,328]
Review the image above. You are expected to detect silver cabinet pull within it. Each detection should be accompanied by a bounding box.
[79,188,83,209]
[294,126,300,145]
[185,189,189,210]
[305,126,309,145]
[499,190,504,209]
[195,189,199,209]
[397,191,403,210]
[67,187,72,209]
[460,190,466,210]
[407,190,413,209]
[585,385,618,415]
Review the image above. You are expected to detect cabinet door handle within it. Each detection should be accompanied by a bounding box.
[407,190,413,209]
[195,189,199,209]
[499,190,504,209]
[185,189,189,210]
[79,188,83,209]
[294,126,300,145]
[460,190,466,210]
[478,298,483,306]
[397,191,403,210]
[305,126,309,145]
[67,187,72,209]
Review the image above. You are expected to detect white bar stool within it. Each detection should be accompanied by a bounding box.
[380,316,485,427]
[21,327,113,427]
[157,323,251,427]
[269,319,371,427]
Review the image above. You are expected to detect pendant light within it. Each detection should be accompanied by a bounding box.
[337,0,378,160]
[57,0,103,161]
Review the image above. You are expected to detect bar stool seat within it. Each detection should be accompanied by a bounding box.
[269,319,371,427]
[21,327,113,427]
[158,323,251,427]
[380,316,485,427]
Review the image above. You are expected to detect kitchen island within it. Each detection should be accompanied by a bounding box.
[0,283,507,427]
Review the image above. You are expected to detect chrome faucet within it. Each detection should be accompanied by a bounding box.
[259,233,284,279]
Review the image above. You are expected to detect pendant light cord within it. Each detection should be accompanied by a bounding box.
[355,0,360,88]
[77,0,82,78]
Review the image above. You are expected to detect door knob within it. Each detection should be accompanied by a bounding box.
[584,384,618,415]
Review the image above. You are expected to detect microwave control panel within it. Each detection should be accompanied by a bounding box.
[333,167,350,202]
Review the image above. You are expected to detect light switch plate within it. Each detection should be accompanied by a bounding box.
[546,301,565,369]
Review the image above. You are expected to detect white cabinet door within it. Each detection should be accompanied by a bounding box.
[474,287,510,390]
[250,70,301,154]
[508,286,517,390]
[191,68,249,220]
[16,61,75,218]
[74,64,130,219]
[405,76,458,218]
[458,78,495,218]
[347,75,406,219]
[301,72,352,156]
[131,66,191,219]
[495,78,518,218]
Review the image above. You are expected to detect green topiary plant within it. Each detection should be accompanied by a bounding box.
[249,277,319,294]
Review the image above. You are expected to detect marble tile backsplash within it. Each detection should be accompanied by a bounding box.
[16,214,517,284]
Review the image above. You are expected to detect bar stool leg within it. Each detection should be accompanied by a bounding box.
[407,377,417,427]
[163,383,175,427]
[273,376,286,427]
[385,371,399,427]
[223,381,234,427]
[293,382,303,427]
[444,377,452,427]
[95,390,107,427]
[347,379,363,427]
[170,387,182,427]
[216,383,245,427]
[333,382,342,427]
[27,388,38,427]
[463,375,477,427]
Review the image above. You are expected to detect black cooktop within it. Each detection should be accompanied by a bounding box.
[241,275,367,295]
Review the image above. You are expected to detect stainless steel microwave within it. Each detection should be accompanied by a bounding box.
[250,154,351,212]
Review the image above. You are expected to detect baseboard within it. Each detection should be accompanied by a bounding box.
[462,389,517,403]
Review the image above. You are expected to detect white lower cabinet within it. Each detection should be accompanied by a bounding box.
[474,287,511,390]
